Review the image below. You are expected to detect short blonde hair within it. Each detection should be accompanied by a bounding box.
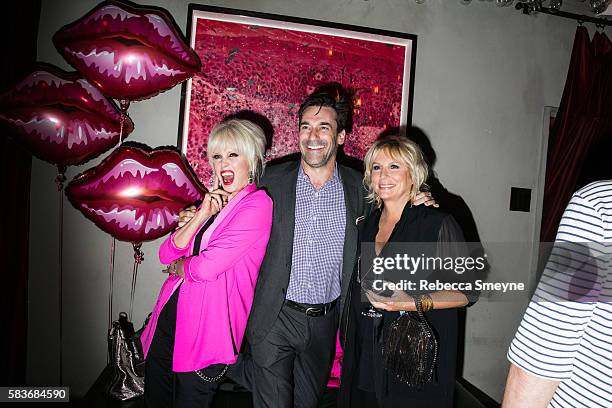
[363,135,429,207]
[207,119,267,182]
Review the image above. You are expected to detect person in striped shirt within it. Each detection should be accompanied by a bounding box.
[503,180,612,408]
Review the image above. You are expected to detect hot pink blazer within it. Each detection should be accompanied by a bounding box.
[141,184,273,372]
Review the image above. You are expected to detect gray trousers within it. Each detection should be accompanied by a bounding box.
[230,302,339,408]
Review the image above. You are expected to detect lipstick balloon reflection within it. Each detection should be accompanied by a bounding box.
[52,0,202,102]
[0,64,134,174]
[66,143,206,243]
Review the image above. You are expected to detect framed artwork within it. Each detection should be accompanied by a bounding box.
[179,4,417,183]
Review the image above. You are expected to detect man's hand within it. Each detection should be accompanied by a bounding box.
[178,206,197,228]
[162,258,186,279]
[413,191,438,207]
[174,258,186,278]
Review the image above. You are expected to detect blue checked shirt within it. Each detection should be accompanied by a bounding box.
[286,165,346,304]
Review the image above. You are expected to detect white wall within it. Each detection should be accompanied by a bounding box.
[29,0,576,400]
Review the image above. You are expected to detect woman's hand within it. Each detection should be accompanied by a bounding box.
[173,179,230,249]
[178,190,237,228]
[178,178,229,228]
[195,190,226,220]
[365,290,416,312]
[366,289,468,311]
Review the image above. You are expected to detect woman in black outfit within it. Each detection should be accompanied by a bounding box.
[338,136,478,408]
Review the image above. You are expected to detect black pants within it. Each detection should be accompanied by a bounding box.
[144,288,226,408]
[239,301,339,408]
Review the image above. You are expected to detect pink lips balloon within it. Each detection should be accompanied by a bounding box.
[52,0,201,101]
[0,64,134,167]
[66,144,206,243]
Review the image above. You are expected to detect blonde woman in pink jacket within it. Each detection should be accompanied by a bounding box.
[140,119,273,408]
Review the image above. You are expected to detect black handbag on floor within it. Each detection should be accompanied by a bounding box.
[107,312,147,401]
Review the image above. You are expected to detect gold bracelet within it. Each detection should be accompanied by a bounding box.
[421,294,434,312]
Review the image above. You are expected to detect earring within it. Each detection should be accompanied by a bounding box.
[209,173,216,188]
[248,171,254,184]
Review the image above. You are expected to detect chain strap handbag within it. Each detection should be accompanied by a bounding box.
[382,295,438,386]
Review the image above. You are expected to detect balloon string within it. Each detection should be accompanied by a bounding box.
[117,110,124,147]
[107,237,116,364]
[57,169,65,386]
[118,99,130,147]
[55,165,66,192]
[129,243,144,321]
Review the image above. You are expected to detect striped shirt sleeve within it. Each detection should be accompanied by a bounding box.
[507,192,606,381]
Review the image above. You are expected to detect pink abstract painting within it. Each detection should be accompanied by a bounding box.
[182,10,414,184]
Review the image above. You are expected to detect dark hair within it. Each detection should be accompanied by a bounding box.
[298,82,353,133]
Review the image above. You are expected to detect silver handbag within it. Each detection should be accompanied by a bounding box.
[106,312,146,401]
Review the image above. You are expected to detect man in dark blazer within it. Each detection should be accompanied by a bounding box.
[240,84,363,408]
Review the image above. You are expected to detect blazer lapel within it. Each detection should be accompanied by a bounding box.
[339,166,360,283]
[281,161,300,264]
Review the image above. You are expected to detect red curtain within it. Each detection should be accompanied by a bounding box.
[0,1,40,385]
[541,27,612,242]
